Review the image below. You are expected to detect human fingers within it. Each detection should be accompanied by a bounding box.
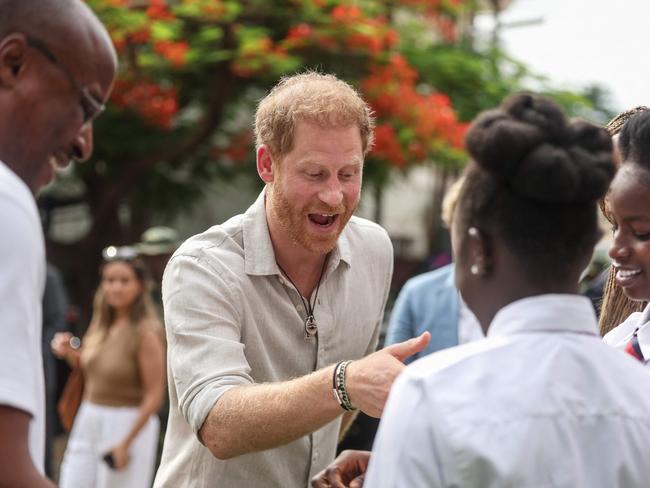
[112,446,129,470]
[383,331,430,362]
[350,473,366,488]
[50,336,69,357]
[311,466,345,488]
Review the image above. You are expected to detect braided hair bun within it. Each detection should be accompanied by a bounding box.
[465,94,615,204]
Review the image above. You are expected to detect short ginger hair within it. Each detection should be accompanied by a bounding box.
[254,72,375,159]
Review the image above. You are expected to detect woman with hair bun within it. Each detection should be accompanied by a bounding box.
[314,94,650,488]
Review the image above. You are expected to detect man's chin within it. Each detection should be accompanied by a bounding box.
[33,162,56,194]
[298,230,341,255]
[300,217,353,255]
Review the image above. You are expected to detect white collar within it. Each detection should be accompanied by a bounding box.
[606,303,650,359]
[488,294,598,338]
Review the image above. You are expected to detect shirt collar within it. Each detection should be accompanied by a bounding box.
[488,294,598,338]
[638,302,650,327]
[330,226,352,270]
[242,188,352,276]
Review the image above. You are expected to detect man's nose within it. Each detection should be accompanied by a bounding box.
[318,178,343,207]
[72,124,94,162]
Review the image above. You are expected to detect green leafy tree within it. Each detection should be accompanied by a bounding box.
[43,0,614,316]
[43,0,469,317]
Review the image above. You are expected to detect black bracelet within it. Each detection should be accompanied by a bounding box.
[332,360,357,412]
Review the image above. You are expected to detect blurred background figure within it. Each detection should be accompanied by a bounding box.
[42,263,70,478]
[134,226,179,468]
[384,176,483,364]
[51,247,165,488]
[135,226,179,315]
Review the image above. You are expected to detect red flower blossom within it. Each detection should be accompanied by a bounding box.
[331,5,362,24]
[361,53,467,167]
[154,41,189,67]
[128,28,151,44]
[146,0,174,20]
[111,79,179,129]
[286,23,313,46]
[372,124,406,167]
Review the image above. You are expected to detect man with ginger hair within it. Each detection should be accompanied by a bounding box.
[0,0,117,485]
[154,72,429,487]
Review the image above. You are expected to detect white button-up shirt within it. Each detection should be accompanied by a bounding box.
[365,294,650,488]
[458,296,484,344]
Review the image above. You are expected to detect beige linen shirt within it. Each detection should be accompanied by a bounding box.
[154,190,393,488]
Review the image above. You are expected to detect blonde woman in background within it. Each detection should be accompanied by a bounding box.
[52,247,165,487]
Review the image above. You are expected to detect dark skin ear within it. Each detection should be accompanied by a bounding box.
[457,225,499,334]
[0,405,55,486]
[0,34,29,88]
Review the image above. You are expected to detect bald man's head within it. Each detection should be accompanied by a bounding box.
[0,0,107,43]
[0,0,117,193]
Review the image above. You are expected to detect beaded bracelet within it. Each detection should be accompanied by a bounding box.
[332,360,357,412]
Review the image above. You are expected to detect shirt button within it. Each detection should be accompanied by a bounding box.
[296,304,304,312]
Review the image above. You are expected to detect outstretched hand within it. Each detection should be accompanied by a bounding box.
[345,332,430,418]
[382,331,431,362]
[311,450,371,488]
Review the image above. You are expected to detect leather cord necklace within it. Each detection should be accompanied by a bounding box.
[277,258,328,340]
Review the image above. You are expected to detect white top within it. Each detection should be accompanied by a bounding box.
[458,297,483,344]
[0,161,45,473]
[365,294,650,488]
[603,303,650,362]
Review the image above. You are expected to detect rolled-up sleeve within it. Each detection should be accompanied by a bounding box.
[163,252,254,434]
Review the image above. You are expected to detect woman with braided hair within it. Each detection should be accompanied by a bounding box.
[598,107,648,336]
[315,94,650,488]
[602,109,650,362]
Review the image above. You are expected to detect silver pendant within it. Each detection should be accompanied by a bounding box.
[304,315,318,340]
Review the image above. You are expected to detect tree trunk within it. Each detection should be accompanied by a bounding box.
[426,166,450,256]
[373,182,384,225]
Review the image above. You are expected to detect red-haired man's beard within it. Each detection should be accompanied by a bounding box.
[268,182,357,255]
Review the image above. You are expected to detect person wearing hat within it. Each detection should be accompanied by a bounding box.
[136,226,180,285]
[135,226,180,316]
